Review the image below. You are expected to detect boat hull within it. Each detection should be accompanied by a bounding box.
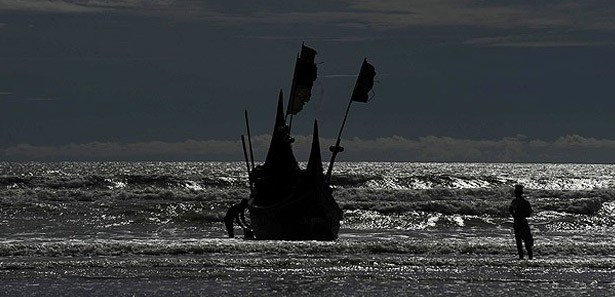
[248,190,341,241]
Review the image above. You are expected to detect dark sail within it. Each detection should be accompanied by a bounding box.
[350,59,376,103]
[251,90,300,207]
[286,44,318,115]
[264,90,299,172]
[306,120,324,179]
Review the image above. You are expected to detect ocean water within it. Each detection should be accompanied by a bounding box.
[0,162,614,296]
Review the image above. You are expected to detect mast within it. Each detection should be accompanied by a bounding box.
[241,135,254,193]
[324,93,353,184]
[244,110,255,170]
[325,59,376,184]
[286,50,301,129]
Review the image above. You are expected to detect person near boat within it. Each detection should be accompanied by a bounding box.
[224,198,253,239]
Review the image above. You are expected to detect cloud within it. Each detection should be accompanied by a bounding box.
[2,139,243,161]
[464,34,613,48]
[3,134,615,163]
[326,134,615,163]
[4,1,614,31]
[3,1,614,47]
[0,0,105,12]
[0,0,176,13]
[347,0,615,29]
[553,135,615,148]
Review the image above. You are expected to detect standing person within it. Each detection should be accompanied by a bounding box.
[509,184,534,260]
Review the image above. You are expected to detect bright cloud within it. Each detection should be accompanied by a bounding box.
[3,135,615,163]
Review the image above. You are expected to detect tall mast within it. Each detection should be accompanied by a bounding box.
[285,49,301,129]
[244,110,255,170]
[324,93,353,184]
[325,59,376,184]
[241,135,254,193]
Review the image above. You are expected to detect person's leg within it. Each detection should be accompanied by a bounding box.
[524,224,533,260]
[525,234,534,260]
[515,234,524,259]
[225,219,234,238]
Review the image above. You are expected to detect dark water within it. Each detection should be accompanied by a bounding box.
[1,162,614,296]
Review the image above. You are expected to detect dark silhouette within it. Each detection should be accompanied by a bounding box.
[509,185,534,260]
[236,45,371,241]
[246,93,342,241]
[224,198,253,239]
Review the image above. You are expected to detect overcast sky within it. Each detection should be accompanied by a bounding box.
[1,1,614,162]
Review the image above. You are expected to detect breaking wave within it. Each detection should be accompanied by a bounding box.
[1,186,613,221]
[1,238,614,258]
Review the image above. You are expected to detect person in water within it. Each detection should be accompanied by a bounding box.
[509,184,534,260]
[224,198,253,239]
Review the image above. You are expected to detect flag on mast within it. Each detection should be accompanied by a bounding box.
[324,58,376,184]
[350,59,376,103]
[286,44,318,115]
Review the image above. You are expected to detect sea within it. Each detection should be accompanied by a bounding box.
[0,161,614,296]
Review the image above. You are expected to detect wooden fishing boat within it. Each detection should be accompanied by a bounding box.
[232,44,375,241]
[247,94,342,240]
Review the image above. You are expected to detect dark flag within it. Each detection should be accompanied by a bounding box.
[350,59,376,103]
[286,44,318,115]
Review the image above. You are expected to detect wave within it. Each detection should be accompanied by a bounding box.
[339,197,607,216]
[0,187,249,225]
[335,188,615,216]
[332,162,615,190]
[331,174,509,190]
[2,162,614,224]
[0,174,244,191]
[4,162,612,193]
[1,238,614,258]
[1,187,613,223]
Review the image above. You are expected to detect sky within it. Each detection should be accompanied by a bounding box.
[1,0,614,162]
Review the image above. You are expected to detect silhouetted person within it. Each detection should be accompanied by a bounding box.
[509,185,534,260]
[224,198,253,239]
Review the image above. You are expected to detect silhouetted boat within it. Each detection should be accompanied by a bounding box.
[246,93,342,240]
[235,44,375,241]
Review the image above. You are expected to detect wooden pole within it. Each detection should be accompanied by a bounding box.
[244,110,255,170]
[286,48,301,123]
[325,58,373,184]
[325,98,353,184]
[241,135,254,193]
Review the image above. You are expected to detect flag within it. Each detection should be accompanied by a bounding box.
[286,44,318,115]
[351,59,376,103]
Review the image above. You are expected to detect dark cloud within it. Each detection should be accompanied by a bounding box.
[5,1,615,31]
[3,1,615,47]
[0,0,174,12]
